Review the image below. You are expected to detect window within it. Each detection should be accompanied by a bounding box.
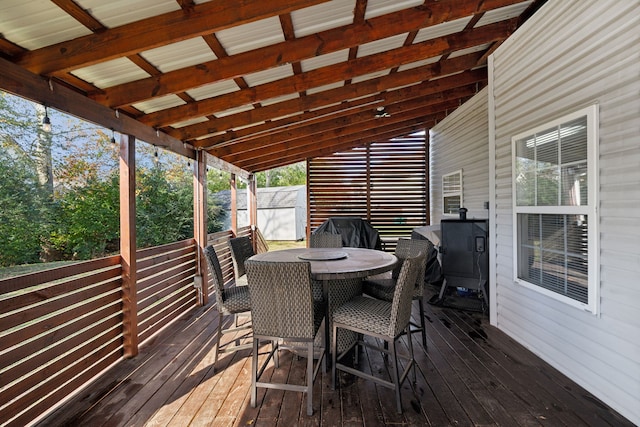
[512,105,598,313]
[442,170,462,215]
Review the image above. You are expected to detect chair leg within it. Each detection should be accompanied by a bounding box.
[407,325,416,385]
[273,340,279,368]
[389,339,403,414]
[251,337,259,408]
[307,341,314,416]
[331,323,338,390]
[213,313,223,370]
[418,298,427,348]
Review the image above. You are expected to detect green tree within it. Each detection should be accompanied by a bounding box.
[49,173,120,259]
[0,144,48,266]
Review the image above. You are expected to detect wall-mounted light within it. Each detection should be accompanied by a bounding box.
[42,106,52,132]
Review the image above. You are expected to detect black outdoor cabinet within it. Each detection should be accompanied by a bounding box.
[438,219,489,307]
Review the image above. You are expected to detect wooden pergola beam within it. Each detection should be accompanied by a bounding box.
[132,20,512,124]
[242,115,443,172]
[179,54,487,142]
[231,101,457,171]
[16,0,329,75]
[212,86,478,160]
[0,57,191,158]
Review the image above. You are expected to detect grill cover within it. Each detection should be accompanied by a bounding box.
[313,217,382,250]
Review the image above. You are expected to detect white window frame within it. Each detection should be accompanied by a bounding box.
[511,104,599,314]
[442,169,463,216]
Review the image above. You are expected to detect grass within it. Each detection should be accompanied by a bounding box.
[266,240,306,250]
[0,260,78,281]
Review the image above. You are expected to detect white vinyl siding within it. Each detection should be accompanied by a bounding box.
[489,1,640,424]
[430,87,489,225]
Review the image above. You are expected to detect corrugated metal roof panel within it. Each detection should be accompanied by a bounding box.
[357,33,408,57]
[170,117,209,128]
[449,44,491,59]
[306,82,344,95]
[132,94,185,114]
[139,37,216,73]
[351,69,391,84]
[261,93,300,107]
[397,56,441,72]
[187,80,240,101]
[71,58,150,88]
[413,17,472,44]
[214,104,254,118]
[365,0,424,20]
[291,0,355,38]
[475,1,533,27]
[300,49,350,72]
[216,16,284,55]
[0,0,90,50]
[76,0,179,28]
[243,64,294,87]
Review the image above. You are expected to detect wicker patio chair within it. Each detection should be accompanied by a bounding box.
[309,232,342,248]
[245,259,326,416]
[228,235,255,286]
[309,232,342,302]
[331,253,425,414]
[362,238,431,347]
[203,245,252,371]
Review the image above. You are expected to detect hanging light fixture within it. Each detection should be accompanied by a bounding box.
[42,106,52,132]
[374,106,390,118]
[110,129,116,144]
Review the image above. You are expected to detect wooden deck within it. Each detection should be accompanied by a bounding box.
[42,292,633,427]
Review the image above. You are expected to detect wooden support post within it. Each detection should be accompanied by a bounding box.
[194,151,208,306]
[248,174,258,250]
[120,134,138,358]
[230,173,237,235]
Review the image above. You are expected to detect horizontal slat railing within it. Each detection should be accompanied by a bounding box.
[0,256,123,427]
[0,236,220,426]
[136,239,198,344]
[308,139,428,247]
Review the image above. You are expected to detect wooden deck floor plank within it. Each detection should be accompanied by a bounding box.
[38,298,634,427]
[129,321,228,426]
[442,307,630,427]
[360,337,409,425]
[205,352,253,426]
[338,346,388,427]
[435,307,573,426]
[278,352,322,427]
[159,325,252,426]
[424,307,542,427]
[404,308,457,426]
[89,305,222,427]
[333,377,362,426]
[420,311,498,426]
[400,328,469,425]
[450,309,635,427]
[41,304,218,427]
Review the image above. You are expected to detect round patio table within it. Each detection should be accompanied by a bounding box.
[249,247,398,354]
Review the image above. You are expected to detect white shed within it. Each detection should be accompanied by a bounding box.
[215,185,306,241]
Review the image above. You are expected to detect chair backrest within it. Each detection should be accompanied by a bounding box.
[392,239,431,290]
[388,253,426,337]
[204,245,226,307]
[245,260,317,339]
[309,232,342,248]
[228,236,255,278]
